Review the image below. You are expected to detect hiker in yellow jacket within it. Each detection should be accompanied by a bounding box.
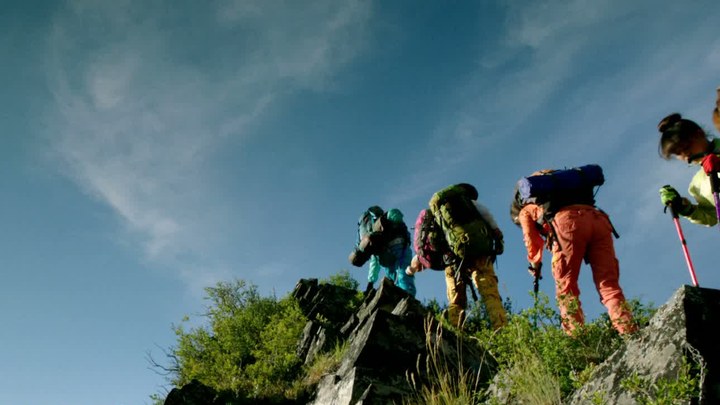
[657,112,720,227]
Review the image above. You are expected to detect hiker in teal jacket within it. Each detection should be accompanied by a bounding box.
[657,113,720,227]
[368,231,416,296]
[349,207,416,297]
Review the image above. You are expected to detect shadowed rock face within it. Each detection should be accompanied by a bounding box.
[569,285,720,405]
[164,379,232,405]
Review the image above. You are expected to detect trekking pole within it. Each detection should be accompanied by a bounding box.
[531,263,542,328]
[467,273,479,302]
[709,171,720,229]
[666,204,699,287]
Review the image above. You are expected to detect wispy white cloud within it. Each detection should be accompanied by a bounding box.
[45,0,373,288]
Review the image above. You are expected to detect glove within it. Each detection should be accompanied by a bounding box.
[701,154,720,175]
[659,185,680,206]
[659,185,693,215]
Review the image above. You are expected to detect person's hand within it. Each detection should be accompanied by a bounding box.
[659,185,681,206]
[527,262,542,278]
[701,154,720,175]
[659,185,693,215]
[406,255,423,275]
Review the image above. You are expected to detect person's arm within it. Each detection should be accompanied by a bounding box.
[518,205,545,267]
[686,170,719,226]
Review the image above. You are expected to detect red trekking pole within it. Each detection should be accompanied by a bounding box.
[666,204,699,287]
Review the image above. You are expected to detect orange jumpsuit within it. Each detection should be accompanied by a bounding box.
[518,204,636,335]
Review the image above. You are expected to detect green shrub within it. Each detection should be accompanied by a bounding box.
[245,297,307,398]
[321,269,360,290]
[165,279,308,400]
[303,340,349,387]
[474,292,656,403]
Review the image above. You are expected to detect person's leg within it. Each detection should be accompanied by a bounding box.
[395,267,416,297]
[395,244,416,296]
[586,211,637,334]
[445,265,466,328]
[551,209,589,334]
[469,256,507,330]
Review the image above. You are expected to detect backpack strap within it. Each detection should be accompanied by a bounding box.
[545,218,564,252]
[597,208,620,239]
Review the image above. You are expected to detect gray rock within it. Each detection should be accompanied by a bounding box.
[569,285,720,405]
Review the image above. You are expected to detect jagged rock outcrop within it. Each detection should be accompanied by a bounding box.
[302,277,495,405]
[293,278,360,365]
[569,285,720,404]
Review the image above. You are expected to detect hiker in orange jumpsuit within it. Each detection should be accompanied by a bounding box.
[511,189,637,335]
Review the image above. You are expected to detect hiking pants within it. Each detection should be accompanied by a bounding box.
[445,256,507,330]
[551,205,636,335]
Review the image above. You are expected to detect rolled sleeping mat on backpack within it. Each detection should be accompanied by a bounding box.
[349,231,391,267]
[348,234,377,267]
[349,248,370,267]
[517,164,604,204]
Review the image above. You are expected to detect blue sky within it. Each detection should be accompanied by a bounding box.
[1,0,719,403]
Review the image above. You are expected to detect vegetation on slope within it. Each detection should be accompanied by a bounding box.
[150,272,702,404]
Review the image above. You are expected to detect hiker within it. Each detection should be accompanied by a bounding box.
[657,113,720,227]
[424,183,507,330]
[348,206,416,297]
[511,166,637,335]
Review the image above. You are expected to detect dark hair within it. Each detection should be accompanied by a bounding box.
[509,187,523,227]
[657,113,706,159]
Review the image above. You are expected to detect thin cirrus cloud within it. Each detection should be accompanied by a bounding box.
[44,0,373,286]
[432,0,716,170]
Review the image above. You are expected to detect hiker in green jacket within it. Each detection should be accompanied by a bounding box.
[657,113,720,227]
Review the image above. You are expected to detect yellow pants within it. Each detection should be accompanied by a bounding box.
[445,256,507,330]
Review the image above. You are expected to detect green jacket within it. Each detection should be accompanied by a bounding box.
[685,138,720,226]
